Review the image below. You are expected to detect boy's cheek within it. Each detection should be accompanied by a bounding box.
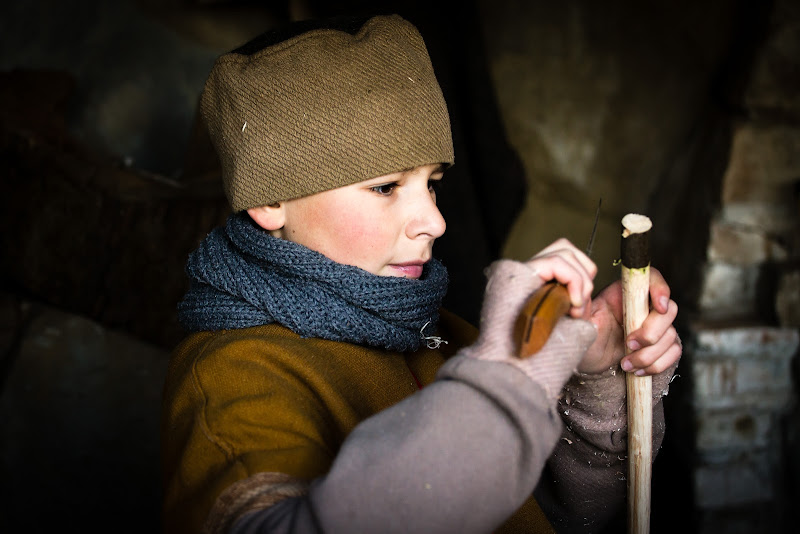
[334,224,391,260]
[314,217,392,270]
[334,207,390,242]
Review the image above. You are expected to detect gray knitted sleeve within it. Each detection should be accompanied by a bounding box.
[225,356,563,534]
[533,363,678,533]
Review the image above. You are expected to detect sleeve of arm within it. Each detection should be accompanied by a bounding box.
[225,356,564,534]
[533,363,678,534]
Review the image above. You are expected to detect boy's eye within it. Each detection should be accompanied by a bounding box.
[428,179,443,195]
[371,183,398,195]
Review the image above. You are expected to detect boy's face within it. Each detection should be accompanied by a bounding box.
[270,163,446,278]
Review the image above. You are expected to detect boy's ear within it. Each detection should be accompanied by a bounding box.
[247,204,286,232]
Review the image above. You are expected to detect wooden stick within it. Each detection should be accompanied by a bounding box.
[620,213,653,534]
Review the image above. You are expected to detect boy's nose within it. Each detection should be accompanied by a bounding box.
[406,191,446,240]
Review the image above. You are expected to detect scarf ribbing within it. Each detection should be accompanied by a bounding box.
[177,213,448,351]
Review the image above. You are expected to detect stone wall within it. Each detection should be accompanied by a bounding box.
[689,1,800,530]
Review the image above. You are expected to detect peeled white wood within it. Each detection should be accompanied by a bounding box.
[621,213,652,534]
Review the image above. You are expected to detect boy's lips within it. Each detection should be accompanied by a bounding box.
[390,261,426,279]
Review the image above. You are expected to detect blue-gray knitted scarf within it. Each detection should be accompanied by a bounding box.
[177,213,449,351]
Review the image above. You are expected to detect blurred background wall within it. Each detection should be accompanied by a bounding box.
[1,1,798,532]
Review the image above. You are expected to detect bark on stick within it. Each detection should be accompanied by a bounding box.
[620,213,652,534]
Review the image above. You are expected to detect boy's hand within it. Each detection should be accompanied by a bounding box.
[526,238,597,320]
[579,267,681,375]
[476,238,680,378]
[466,256,597,398]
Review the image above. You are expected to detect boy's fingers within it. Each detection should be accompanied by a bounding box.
[525,255,593,310]
[532,238,598,280]
[623,327,681,374]
[626,299,678,348]
[628,325,678,365]
[632,341,682,376]
[648,267,671,314]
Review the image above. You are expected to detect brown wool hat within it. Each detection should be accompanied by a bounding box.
[200,14,454,211]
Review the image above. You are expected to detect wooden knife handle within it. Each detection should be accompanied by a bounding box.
[514,281,572,358]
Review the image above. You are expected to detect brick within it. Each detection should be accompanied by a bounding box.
[720,202,797,234]
[692,325,800,359]
[698,263,759,318]
[695,408,776,453]
[776,269,800,327]
[722,123,800,204]
[694,452,773,508]
[707,219,787,265]
[696,505,779,534]
[693,358,792,410]
[743,3,800,117]
[690,326,798,410]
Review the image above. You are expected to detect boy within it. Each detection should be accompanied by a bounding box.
[161,14,681,534]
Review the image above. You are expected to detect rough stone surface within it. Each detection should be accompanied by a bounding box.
[707,219,788,265]
[696,506,785,534]
[0,70,231,349]
[0,302,170,532]
[698,262,761,319]
[0,0,225,176]
[695,408,778,454]
[776,269,800,327]
[693,325,800,359]
[694,451,774,508]
[479,0,742,274]
[744,0,800,117]
[688,323,798,520]
[693,357,793,411]
[722,124,800,204]
[720,202,798,234]
[687,1,800,528]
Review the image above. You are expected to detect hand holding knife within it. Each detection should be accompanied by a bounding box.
[514,199,602,358]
